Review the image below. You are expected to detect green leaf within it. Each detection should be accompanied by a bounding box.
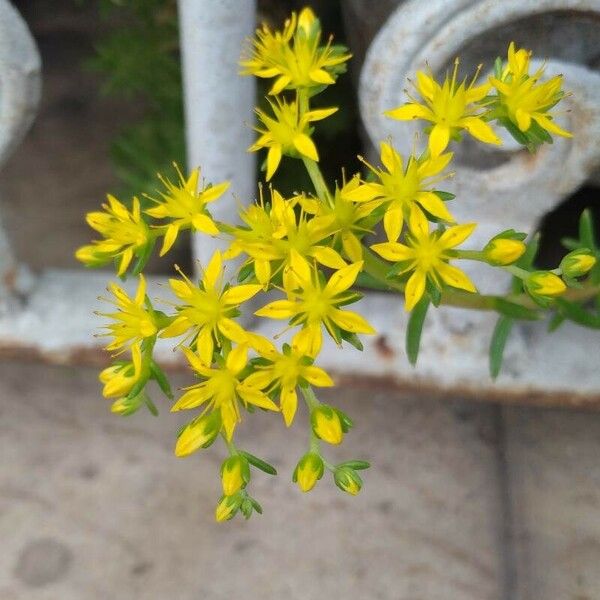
[433,190,456,201]
[144,396,159,416]
[493,297,540,320]
[150,361,173,399]
[579,209,596,249]
[406,297,430,366]
[337,460,370,471]
[548,312,566,332]
[489,316,513,379]
[240,451,278,476]
[555,299,600,329]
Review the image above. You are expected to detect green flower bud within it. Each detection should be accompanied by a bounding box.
[525,271,566,298]
[333,466,362,496]
[311,405,344,445]
[560,249,597,278]
[221,455,250,496]
[293,452,324,492]
[483,238,527,266]
[175,411,221,457]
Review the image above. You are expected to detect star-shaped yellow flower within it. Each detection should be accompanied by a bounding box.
[249,99,337,180]
[352,142,455,242]
[386,61,501,156]
[76,194,151,276]
[160,250,262,366]
[145,164,228,256]
[490,42,571,139]
[240,8,351,94]
[172,344,279,441]
[371,209,476,311]
[99,275,159,352]
[255,252,375,356]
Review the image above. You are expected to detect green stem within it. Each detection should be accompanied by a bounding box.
[302,156,332,201]
[222,434,238,456]
[300,385,320,410]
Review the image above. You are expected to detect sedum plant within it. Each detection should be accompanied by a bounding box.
[77,8,599,522]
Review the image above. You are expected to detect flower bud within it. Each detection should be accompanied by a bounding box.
[215,493,243,522]
[311,405,343,445]
[525,271,566,298]
[293,452,324,492]
[221,455,250,496]
[333,466,362,496]
[175,411,221,457]
[560,249,597,278]
[110,394,144,416]
[483,238,526,266]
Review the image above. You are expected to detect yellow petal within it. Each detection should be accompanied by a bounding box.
[404,270,426,311]
[244,370,275,390]
[218,318,248,344]
[416,71,435,100]
[171,386,212,411]
[429,124,450,156]
[192,214,219,235]
[292,325,322,358]
[383,206,404,243]
[342,182,381,202]
[135,274,147,305]
[118,247,134,276]
[255,300,297,319]
[417,152,453,178]
[226,343,247,375]
[280,386,297,426]
[380,141,401,172]
[306,107,338,121]
[293,134,318,161]
[222,284,262,305]
[310,246,347,269]
[532,113,572,138]
[269,75,291,95]
[330,308,375,334]
[302,365,334,387]
[197,326,215,366]
[237,385,279,411]
[341,232,363,262]
[309,68,335,85]
[324,261,363,295]
[201,181,230,203]
[266,145,282,181]
[160,315,192,338]
[385,103,431,121]
[438,223,476,249]
[203,250,223,290]
[408,206,429,238]
[460,116,501,145]
[371,242,413,263]
[436,262,477,293]
[182,342,212,375]
[160,223,179,256]
[416,191,454,222]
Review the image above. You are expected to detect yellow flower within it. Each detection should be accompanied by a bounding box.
[300,175,383,261]
[386,61,500,156]
[483,238,527,266]
[226,189,345,289]
[244,340,334,426]
[145,164,228,256]
[99,342,143,398]
[255,252,375,357]
[172,344,279,441]
[490,42,571,139]
[221,455,250,496]
[240,8,351,94]
[371,209,476,311]
[293,452,324,492]
[311,404,343,445]
[525,272,566,298]
[175,411,222,457]
[76,195,151,276]
[160,251,261,366]
[99,275,159,352]
[249,99,337,180]
[354,142,455,242]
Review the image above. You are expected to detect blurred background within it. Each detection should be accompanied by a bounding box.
[1,1,600,599]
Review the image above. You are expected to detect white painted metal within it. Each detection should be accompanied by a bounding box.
[356,0,600,397]
[0,0,40,314]
[177,0,256,266]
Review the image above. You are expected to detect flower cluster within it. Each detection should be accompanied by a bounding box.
[78,8,599,522]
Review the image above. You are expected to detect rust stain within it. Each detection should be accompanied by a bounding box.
[374,335,395,359]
